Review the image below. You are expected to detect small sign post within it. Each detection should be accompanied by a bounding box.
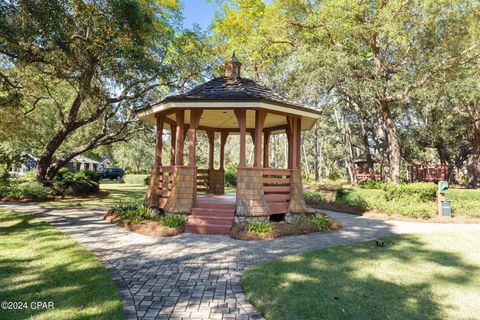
[437,181,451,218]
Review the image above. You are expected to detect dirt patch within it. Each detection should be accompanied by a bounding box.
[230,219,341,241]
[103,212,183,237]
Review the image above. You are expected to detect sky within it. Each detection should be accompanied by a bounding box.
[181,0,219,30]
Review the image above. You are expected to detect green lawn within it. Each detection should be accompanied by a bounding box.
[35,183,147,208]
[242,232,480,320]
[0,210,123,320]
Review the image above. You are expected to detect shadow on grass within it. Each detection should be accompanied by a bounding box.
[241,235,480,320]
[0,212,123,320]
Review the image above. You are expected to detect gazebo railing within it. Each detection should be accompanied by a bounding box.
[156,166,174,208]
[262,168,291,214]
[196,169,210,193]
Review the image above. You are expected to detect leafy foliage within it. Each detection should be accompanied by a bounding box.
[304,190,325,206]
[158,215,188,228]
[108,202,153,223]
[247,221,275,234]
[225,163,237,187]
[307,215,330,232]
[0,181,52,200]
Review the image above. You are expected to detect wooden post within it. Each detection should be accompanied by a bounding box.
[220,131,229,170]
[286,117,294,169]
[287,116,300,169]
[189,109,202,167]
[254,110,267,168]
[175,110,184,166]
[155,114,164,196]
[155,114,164,167]
[170,122,176,166]
[296,118,302,169]
[263,130,271,168]
[207,130,215,170]
[234,109,247,167]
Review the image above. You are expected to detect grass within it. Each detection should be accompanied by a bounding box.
[0,210,123,320]
[34,183,147,208]
[448,189,480,218]
[242,231,480,320]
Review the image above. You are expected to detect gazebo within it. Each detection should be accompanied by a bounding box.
[137,54,321,234]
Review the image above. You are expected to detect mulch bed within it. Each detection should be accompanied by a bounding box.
[103,212,183,237]
[230,219,342,241]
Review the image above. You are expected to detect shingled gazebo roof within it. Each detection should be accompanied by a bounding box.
[164,76,293,105]
[137,55,321,131]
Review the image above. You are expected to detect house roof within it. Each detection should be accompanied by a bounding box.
[71,155,100,164]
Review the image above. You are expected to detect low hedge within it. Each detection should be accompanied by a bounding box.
[52,180,99,196]
[0,181,52,200]
[309,181,480,219]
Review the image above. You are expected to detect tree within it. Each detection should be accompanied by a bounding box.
[211,0,479,184]
[0,0,206,182]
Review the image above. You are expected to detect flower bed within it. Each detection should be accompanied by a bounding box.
[230,215,341,240]
[103,202,187,237]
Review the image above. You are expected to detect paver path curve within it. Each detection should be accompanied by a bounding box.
[2,202,480,320]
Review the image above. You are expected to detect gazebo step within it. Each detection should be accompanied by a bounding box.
[185,223,231,235]
[193,202,236,210]
[191,208,235,218]
[188,216,233,225]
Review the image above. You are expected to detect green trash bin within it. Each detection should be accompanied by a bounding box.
[441,200,452,217]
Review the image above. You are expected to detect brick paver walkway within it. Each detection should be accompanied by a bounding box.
[2,202,480,320]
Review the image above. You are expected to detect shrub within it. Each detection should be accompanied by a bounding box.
[55,168,76,181]
[159,214,188,228]
[247,221,275,234]
[55,168,101,183]
[16,181,52,200]
[358,180,386,189]
[225,164,237,187]
[311,179,347,191]
[304,190,325,206]
[0,164,10,183]
[109,202,153,223]
[291,216,313,233]
[24,170,36,181]
[144,175,151,185]
[52,180,99,196]
[307,215,330,231]
[327,170,343,181]
[75,170,101,183]
[123,174,149,185]
[382,182,437,201]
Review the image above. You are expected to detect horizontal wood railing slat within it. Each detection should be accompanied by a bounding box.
[268,202,289,214]
[263,185,291,193]
[262,168,291,176]
[262,178,290,185]
[264,194,290,202]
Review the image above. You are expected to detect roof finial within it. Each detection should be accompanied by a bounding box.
[225,51,242,78]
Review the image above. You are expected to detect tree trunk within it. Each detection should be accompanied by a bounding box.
[313,124,319,182]
[379,100,401,183]
[467,117,480,189]
[35,128,71,182]
[359,117,373,172]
